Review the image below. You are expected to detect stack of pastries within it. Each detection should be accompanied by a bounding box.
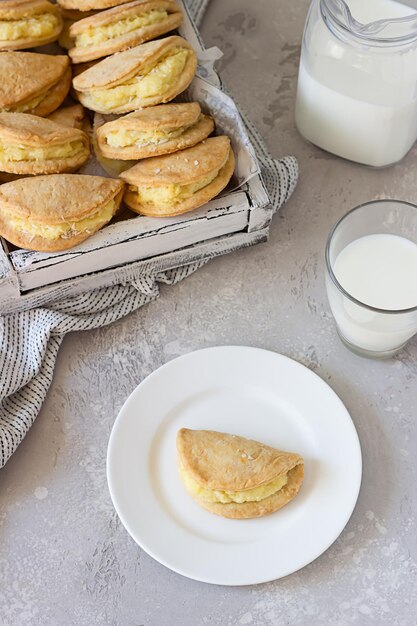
[0,0,236,253]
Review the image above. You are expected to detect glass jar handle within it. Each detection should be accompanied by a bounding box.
[321,0,417,41]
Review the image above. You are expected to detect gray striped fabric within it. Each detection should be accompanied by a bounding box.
[0,0,298,468]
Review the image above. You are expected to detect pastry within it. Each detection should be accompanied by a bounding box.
[177,429,304,519]
[72,35,197,114]
[0,52,71,116]
[47,103,87,131]
[0,174,124,252]
[120,135,235,217]
[69,0,183,64]
[0,0,63,51]
[0,112,89,175]
[57,0,132,10]
[96,102,214,160]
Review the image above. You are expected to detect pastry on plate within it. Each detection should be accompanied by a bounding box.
[177,428,304,519]
[69,0,183,64]
[0,112,89,175]
[57,0,132,10]
[96,102,214,160]
[72,35,196,114]
[0,174,124,252]
[0,52,71,116]
[120,135,235,217]
[0,0,63,50]
[47,103,88,131]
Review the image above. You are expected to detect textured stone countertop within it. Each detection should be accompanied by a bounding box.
[1,1,417,625]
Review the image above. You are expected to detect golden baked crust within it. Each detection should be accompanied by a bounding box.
[121,135,231,186]
[69,0,183,64]
[73,35,197,113]
[177,428,305,519]
[30,67,72,117]
[0,174,124,251]
[120,136,234,217]
[0,173,123,221]
[102,102,202,133]
[57,0,132,10]
[177,428,303,491]
[0,112,89,174]
[0,0,63,51]
[0,0,59,18]
[0,52,71,116]
[47,103,86,130]
[73,36,192,91]
[96,102,214,160]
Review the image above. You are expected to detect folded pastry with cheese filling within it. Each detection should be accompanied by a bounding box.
[0,0,63,50]
[0,52,71,116]
[96,102,214,160]
[0,112,89,175]
[177,429,304,519]
[120,135,234,217]
[0,174,124,252]
[57,0,132,10]
[69,0,183,64]
[72,36,197,114]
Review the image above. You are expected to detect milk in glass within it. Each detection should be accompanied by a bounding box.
[328,234,417,351]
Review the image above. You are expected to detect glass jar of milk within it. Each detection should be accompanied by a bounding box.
[295,0,417,167]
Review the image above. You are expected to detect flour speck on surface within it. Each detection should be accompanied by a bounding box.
[34,487,48,500]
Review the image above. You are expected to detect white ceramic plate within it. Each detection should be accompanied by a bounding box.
[107,346,362,585]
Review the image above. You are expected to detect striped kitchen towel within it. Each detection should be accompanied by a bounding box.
[0,0,298,468]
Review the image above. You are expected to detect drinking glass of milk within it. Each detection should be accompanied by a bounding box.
[325,200,417,358]
[295,0,417,167]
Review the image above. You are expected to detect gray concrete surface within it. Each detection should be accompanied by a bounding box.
[1,1,417,624]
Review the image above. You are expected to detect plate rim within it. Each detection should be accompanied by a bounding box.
[107,345,362,585]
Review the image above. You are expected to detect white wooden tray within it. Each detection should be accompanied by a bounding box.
[0,1,272,315]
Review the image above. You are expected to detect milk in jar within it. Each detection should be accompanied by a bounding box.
[295,0,417,167]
